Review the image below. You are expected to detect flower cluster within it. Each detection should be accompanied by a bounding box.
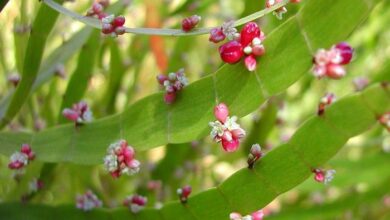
[182,15,201,32]
[379,112,390,132]
[86,0,110,19]
[76,190,103,211]
[312,168,336,184]
[312,42,354,79]
[156,68,189,104]
[101,15,126,37]
[317,93,336,116]
[8,144,35,171]
[230,210,264,220]
[209,103,246,152]
[62,101,93,125]
[29,178,44,193]
[123,194,148,213]
[266,0,287,20]
[209,21,238,43]
[103,139,140,178]
[177,185,192,203]
[218,22,266,71]
[247,144,263,169]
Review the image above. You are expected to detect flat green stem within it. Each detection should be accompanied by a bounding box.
[42,0,289,36]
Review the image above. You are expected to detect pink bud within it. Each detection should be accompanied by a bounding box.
[182,185,192,198]
[252,210,264,220]
[222,131,233,142]
[115,26,126,35]
[313,170,325,182]
[326,64,346,79]
[20,144,31,155]
[164,92,176,104]
[335,42,353,65]
[244,55,257,71]
[97,12,108,20]
[156,74,168,85]
[182,15,201,32]
[219,41,244,64]
[113,15,126,27]
[221,138,240,152]
[98,0,110,8]
[240,22,261,47]
[231,128,245,139]
[252,44,265,56]
[209,27,226,43]
[214,103,229,123]
[62,109,79,121]
[92,3,103,14]
[102,23,114,34]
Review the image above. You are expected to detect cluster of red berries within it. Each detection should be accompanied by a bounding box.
[182,15,201,32]
[209,103,246,152]
[217,22,266,72]
[230,210,264,220]
[156,69,189,104]
[123,194,148,213]
[8,144,35,170]
[86,0,110,20]
[101,15,126,37]
[312,42,354,79]
[177,185,192,203]
[317,93,336,116]
[62,101,93,125]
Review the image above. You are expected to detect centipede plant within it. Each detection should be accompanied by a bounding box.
[0,0,389,219]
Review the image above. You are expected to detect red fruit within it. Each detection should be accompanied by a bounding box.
[157,74,168,85]
[214,103,229,123]
[92,3,103,14]
[209,27,226,43]
[221,138,240,152]
[219,41,244,64]
[244,55,257,72]
[240,22,261,46]
[20,144,31,155]
[113,16,126,27]
[326,64,346,79]
[182,15,201,32]
[314,170,325,182]
[182,185,192,197]
[102,23,114,34]
[97,12,108,20]
[164,92,176,104]
[335,42,353,65]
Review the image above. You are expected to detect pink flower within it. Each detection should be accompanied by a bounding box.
[177,185,192,203]
[76,190,102,211]
[182,15,201,32]
[8,144,35,171]
[62,101,93,124]
[318,93,336,115]
[218,22,266,71]
[209,104,246,152]
[123,194,147,213]
[312,42,353,79]
[157,68,188,104]
[103,140,140,178]
[313,168,336,184]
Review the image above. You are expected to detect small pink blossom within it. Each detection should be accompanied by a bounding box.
[177,185,192,203]
[123,194,147,213]
[182,15,201,32]
[8,144,35,171]
[62,101,93,124]
[210,103,246,152]
[247,144,263,169]
[76,190,103,211]
[312,42,353,79]
[230,210,264,220]
[86,0,109,19]
[103,140,140,178]
[318,93,336,116]
[157,68,188,104]
[313,168,336,184]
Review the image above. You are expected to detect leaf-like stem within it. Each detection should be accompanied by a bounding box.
[42,0,290,36]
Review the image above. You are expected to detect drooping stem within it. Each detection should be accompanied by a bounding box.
[42,0,290,36]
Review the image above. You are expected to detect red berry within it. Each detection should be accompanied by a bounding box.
[181,15,201,32]
[113,16,126,27]
[164,92,176,104]
[209,27,226,43]
[240,22,261,47]
[244,55,257,72]
[92,3,103,14]
[102,23,114,34]
[219,40,244,64]
[326,63,346,79]
[214,103,229,123]
[221,138,240,152]
[335,42,353,65]
[182,185,192,197]
[157,74,168,85]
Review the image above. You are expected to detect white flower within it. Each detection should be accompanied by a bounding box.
[222,21,238,40]
[104,154,118,172]
[209,121,225,141]
[242,215,253,220]
[10,152,28,166]
[224,116,241,130]
[324,169,336,184]
[102,14,114,24]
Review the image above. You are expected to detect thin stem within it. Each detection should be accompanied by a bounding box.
[42,0,290,36]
